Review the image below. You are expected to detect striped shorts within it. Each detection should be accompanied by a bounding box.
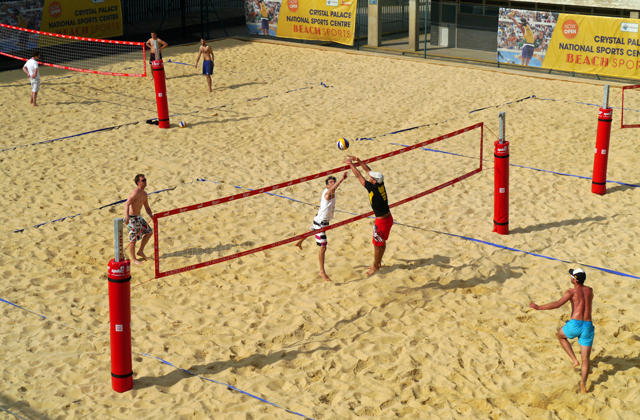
[311,219,329,247]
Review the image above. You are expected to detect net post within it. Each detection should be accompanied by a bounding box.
[592,85,612,195]
[108,219,133,392]
[493,112,509,235]
[114,218,124,262]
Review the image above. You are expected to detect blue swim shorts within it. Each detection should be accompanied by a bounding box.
[202,60,214,76]
[562,320,595,346]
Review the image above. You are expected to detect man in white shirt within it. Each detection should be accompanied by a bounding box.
[295,172,348,281]
[22,50,40,106]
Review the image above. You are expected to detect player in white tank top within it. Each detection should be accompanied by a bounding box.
[295,172,348,281]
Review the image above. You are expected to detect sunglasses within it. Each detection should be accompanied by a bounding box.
[139,179,147,183]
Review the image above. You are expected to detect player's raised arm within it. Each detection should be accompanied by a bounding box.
[344,158,365,186]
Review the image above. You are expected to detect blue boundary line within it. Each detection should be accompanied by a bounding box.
[389,142,640,188]
[141,353,314,419]
[12,186,177,233]
[0,297,314,419]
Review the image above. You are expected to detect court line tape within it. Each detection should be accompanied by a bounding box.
[140,353,314,419]
[12,186,177,233]
[0,405,29,420]
[351,95,536,143]
[0,298,315,420]
[1,80,330,153]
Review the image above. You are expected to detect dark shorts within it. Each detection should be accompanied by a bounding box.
[261,18,269,30]
[203,60,214,76]
[372,214,393,247]
[522,44,534,59]
[150,52,163,63]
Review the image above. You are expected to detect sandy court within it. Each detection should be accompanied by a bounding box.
[1,38,640,419]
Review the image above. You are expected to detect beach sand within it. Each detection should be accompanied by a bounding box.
[1,38,640,419]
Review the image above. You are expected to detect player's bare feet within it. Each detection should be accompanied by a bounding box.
[132,259,143,266]
[365,265,380,275]
[580,382,587,393]
[136,252,148,261]
[319,271,331,282]
[572,360,580,368]
[295,242,303,250]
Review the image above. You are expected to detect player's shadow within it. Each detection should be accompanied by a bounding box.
[167,73,200,80]
[604,183,640,194]
[187,115,262,127]
[381,255,453,274]
[591,348,640,388]
[160,241,254,259]
[343,255,453,284]
[509,215,605,234]
[134,345,338,390]
[226,81,267,90]
[395,263,525,294]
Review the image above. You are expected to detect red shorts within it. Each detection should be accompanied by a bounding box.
[372,214,393,247]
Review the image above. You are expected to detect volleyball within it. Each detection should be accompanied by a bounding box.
[337,138,349,150]
[179,121,187,128]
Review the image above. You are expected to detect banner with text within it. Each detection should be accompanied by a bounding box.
[40,0,122,38]
[276,0,357,46]
[543,14,640,79]
[498,9,640,79]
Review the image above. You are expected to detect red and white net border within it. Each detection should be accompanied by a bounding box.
[0,23,146,77]
[621,84,640,129]
[152,122,484,279]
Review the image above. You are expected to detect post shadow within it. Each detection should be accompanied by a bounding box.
[134,345,337,389]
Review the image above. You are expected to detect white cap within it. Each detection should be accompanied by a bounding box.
[369,171,384,183]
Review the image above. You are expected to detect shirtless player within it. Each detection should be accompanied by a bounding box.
[530,268,595,393]
[146,32,168,80]
[124,174,154,265]
[194,39,215,93]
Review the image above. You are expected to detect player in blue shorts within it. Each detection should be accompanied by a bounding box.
[530,268,594,393]
[195,39,215,93]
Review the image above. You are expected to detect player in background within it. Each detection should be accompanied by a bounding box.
[194,39,215,93]
[146,32,168,80]
[22,50,40,106]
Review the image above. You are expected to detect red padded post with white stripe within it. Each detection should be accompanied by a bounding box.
[493,112,509,235]
[592,86,612,195]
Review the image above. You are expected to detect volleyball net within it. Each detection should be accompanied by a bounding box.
[153,123,485,279]
[621,84,640,128]
[0,23,146,77]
